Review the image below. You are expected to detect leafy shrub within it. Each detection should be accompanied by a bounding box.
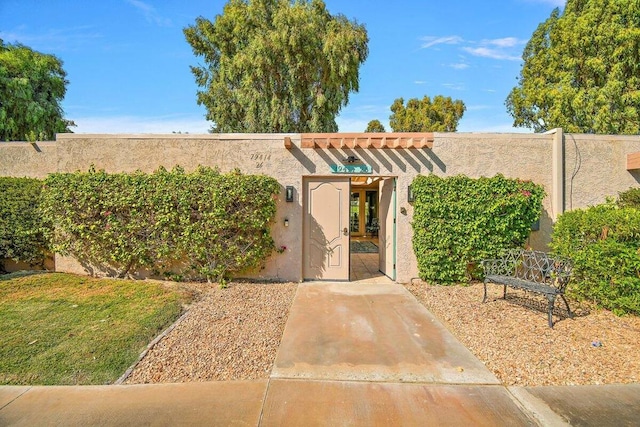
[411,174,544,283]
[617,187,640,208]
[180,167,279,283]
[550,205,640,315]
[40,166,279,282]
[0,177,48,270]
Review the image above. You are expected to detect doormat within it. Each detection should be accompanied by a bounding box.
[351,241,379,254]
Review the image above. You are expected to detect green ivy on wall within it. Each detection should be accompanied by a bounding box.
[40,166,280,283]
[411,174,545,283]
[0,177,48,270]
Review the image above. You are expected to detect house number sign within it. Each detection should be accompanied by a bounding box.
[330,164,372,174]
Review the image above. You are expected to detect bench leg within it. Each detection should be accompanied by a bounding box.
[503,284,507,300]
[560,295,573,318]
[482,281,488,303]
[546,295,556,328]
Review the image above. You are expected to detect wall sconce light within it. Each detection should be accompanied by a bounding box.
[285,186,294,202]
[408,185,415,203]
[284,218,289,227]
[343,155,360,164]
[531,219,540,231]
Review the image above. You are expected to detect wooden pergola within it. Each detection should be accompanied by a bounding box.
[627,152,640,170]
[284,133,434,149]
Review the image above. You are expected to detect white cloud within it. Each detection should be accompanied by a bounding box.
[462,38,526,61]
[462,46,521,61]
[457,121,531,133]
[75,113,382,134]
[126,0,172,27]
[335,117,379,133]
[420,35,525,62]
[420,35,463,49]
[414,80,427,85]
[442,83,465,91]
[484,37,522,48]
[335,102,391,132]
[351,104,386,113]
[448,63,469,70]
[72,114,211,134]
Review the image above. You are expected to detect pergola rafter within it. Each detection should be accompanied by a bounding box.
[284,133,434,149]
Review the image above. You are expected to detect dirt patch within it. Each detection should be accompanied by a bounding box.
[405,281,640,387]
[124,281,297,383]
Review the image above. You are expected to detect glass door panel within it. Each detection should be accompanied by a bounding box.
[351,189,379,236]
[350,192,360,234]
[365,190,378,237]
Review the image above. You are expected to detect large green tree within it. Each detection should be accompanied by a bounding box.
[0,40,74,141]
[184,0,368,133]
[506,0,640,134]
[389,95,465,132]
[365,119,385,132]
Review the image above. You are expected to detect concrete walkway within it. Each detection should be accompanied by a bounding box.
[2,281,639,426]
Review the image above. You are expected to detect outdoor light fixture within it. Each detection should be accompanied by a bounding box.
[343,155,360,164]
[284,218,289,227]
[285,186,294,202]
[408,185,415,203]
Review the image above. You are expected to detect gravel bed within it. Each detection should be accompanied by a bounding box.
[125,281,297,383]
[405,281,640,387]
[125,279,639,387]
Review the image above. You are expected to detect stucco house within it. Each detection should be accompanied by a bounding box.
[2,130,639,282]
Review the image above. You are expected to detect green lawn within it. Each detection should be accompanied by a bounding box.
[0,272,191,385]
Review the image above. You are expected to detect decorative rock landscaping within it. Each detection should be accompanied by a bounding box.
[124,280,640,387]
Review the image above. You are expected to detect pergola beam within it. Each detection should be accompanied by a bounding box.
[298,133,434,149]
[627,152,640,170]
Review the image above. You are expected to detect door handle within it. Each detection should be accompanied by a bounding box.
[343,227,349,235]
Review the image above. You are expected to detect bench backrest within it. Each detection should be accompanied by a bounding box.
[503,249,572,290]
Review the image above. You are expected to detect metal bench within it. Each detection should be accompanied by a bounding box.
[481,249,573,327]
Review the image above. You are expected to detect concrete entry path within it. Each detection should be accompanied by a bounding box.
[272,281,500,384]
[3,280,640,426]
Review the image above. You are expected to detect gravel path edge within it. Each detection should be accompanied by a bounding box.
[115,309,191,385]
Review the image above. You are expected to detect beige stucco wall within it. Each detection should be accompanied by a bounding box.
[54,134,306,282]
[2,131,639,283]
[562,134,640,210]
[50,133,557,283]
[53,134,436,282]
[1,256,55,273]
[0,141,58,178]
[398,132,554,281]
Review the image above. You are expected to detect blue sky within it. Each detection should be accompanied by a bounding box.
[1,0,565,134]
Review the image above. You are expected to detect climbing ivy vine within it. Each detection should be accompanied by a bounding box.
[0,177,48,270]
[411,174,544,283]
[40,166,279,283]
